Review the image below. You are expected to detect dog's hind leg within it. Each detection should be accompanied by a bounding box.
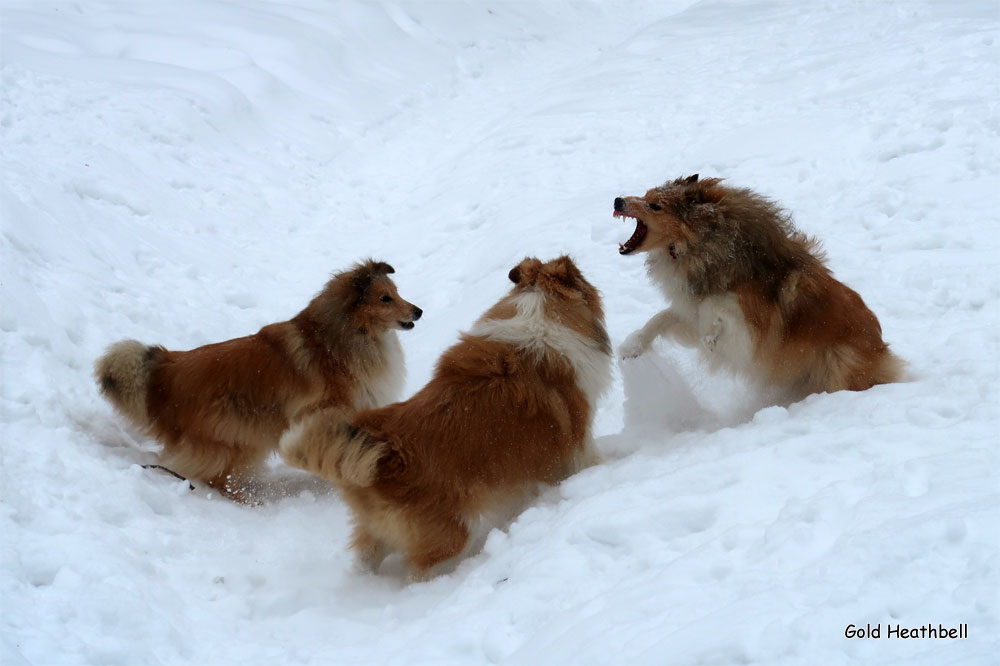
[406,516,469,582]
[205,467,257,504]
[200,446,268,504]
[619,309,698,359]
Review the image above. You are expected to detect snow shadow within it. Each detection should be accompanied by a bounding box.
[599,346,777,458]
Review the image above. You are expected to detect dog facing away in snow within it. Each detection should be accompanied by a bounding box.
[614,175,902,399]
[280,256,612,579]
[95,259,421,502]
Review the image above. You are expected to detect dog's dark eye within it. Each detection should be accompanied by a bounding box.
[649,202,662,211]
[381,295,393,303]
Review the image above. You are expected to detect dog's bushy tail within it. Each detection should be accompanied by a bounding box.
[874,348,906,386]
[280,408,398,488]
[94,339,163,428]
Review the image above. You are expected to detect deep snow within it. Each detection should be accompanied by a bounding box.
[1,0,998,664]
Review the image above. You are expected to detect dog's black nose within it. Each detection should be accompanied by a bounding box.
[614,197,625,212]
[412,306,423,321]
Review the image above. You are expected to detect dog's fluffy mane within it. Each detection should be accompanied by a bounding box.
[655,176,826,299]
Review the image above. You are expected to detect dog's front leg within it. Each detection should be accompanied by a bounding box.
[619,309,698,359]
[351,526,389,574]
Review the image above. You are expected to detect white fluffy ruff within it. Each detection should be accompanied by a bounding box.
[467,290,612,406]
[355,330,406,410]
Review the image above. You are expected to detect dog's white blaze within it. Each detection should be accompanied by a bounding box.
[355,330,406,410]
[468,290,612,407]
[646,250,756,374]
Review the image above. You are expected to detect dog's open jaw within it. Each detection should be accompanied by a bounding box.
[614,210,647,255]
[398,321,415,330]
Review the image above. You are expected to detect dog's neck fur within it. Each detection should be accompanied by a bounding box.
[646,249,696,305]
[293,303,405,410]
[354,330,404,410]
[467,290,612,407]
[646,229,750,299]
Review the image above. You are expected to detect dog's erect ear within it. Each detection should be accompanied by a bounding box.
[688,178,725,205]
[549,256,581,288]
[679,176,725,209]
[350,260,394,295]
[510,257,542,285]
[685,174,699,185]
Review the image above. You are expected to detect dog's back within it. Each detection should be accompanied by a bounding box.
[144,325,312,454]
[363,336,591,494]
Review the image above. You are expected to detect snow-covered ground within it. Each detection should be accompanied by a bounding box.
[2,0,998,663]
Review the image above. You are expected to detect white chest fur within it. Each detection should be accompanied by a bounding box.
[354,331,405,410]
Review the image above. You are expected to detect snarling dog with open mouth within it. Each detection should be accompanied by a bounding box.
[615,174,902,398]
[280,256,611,579]
[95,259,420,501]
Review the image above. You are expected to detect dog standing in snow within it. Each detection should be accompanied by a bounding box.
[615,175,902,398]
[280,256,612,578]
[95,259,420,501]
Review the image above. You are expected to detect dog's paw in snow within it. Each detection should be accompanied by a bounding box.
[351,531,388,575]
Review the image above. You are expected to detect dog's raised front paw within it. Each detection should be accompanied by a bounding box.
[618,332,648,360]
[702,317,723,352]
